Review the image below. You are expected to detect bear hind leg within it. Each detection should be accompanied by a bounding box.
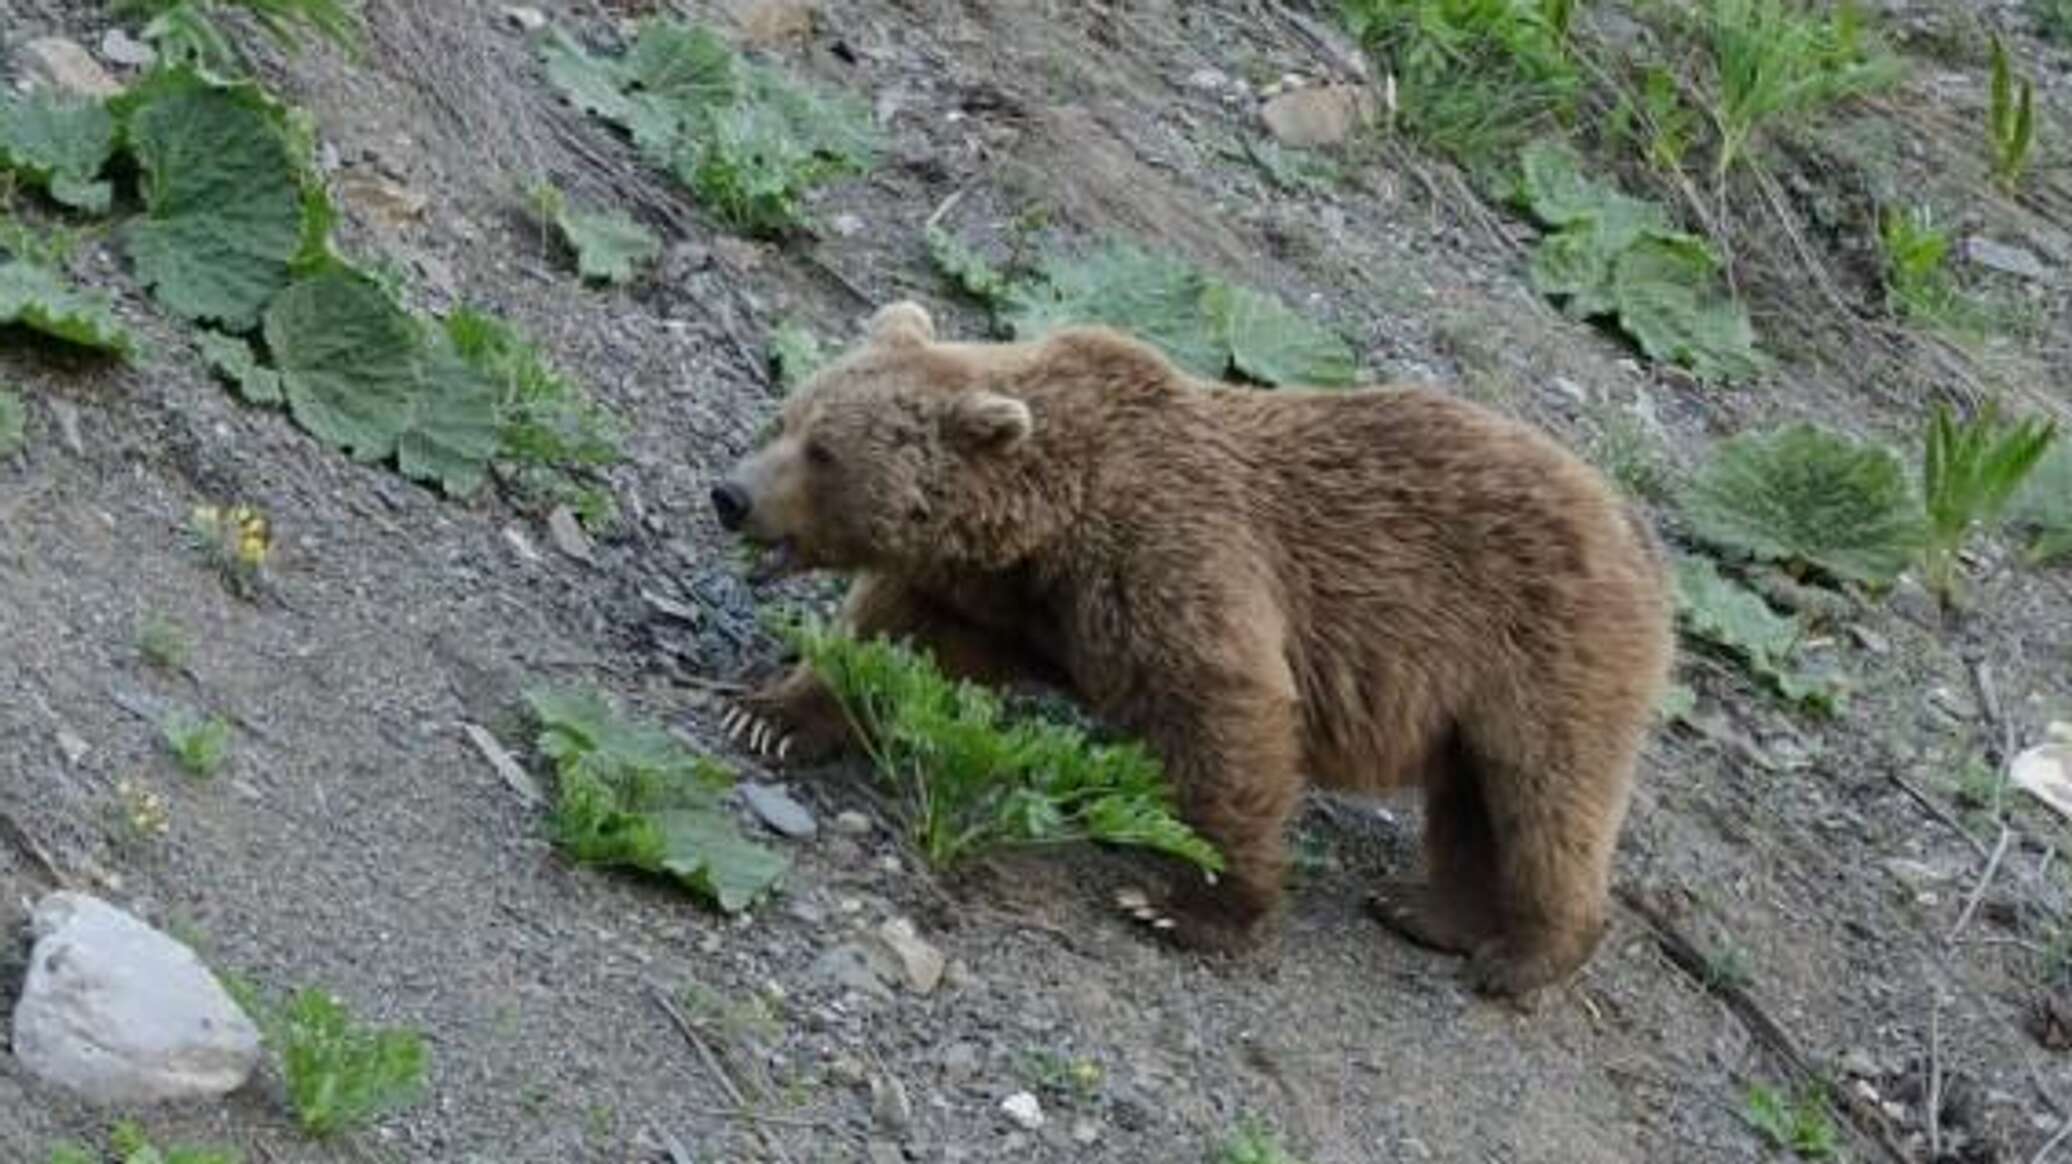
[1368,729,1503,956]
[1459,713,1639,999]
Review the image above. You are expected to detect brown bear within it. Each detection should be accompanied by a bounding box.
[710,301,1674,997]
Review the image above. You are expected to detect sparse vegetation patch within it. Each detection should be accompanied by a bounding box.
[782,618,1224,871]
[1674,554,1843,713]
[525,686,789,912]
[527,181,661,285]
[540,18,874,237]
[258,986,426,1138]
[926,231,1362,387]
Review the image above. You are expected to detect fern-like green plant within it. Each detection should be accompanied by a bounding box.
[1988,36,2037,191]
[270,988,425,1138]
[1743,1081,1839,1160]
[118,0,362,72]
[1920,400,2058,609]
[160,708,232,779]
[1679,422,1924,588]
[1700,0,1901,182]
[781,617,1223,872]
[1879,205,1953,319]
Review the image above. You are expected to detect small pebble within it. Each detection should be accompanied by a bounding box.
[1001,1090,1045,1130]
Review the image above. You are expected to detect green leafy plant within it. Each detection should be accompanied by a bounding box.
[927,232,1361,387]
[118,0,362,72]
[781,618,1224,871]
[1213,1116,1309,1164]
[0,92,118,213]
[183,502,272,597]
[1698,0,1901,182]
[138,613,192,669]
[262,265,499,497]
[1608,66,1699,174]
[1988,35,2037,191]
[1743,1081,1839,1159]
[527,182,661,285]
[525,686,788,912]
[1341,0,1582,171]
[0,260,136,356]
[1919,400,2058,609]
[255,987,425,1138]
[541,19,874,237]
[198,330,283,404]
[116,67,325,331]
[2010,442,2072,565]
[443,306,623,520]
[1516,140,1762,382]
[1680,422,1924,587]
[2036,0,2072,44]
[1674,555,1843,713]
[1879,204,1956,321]
[768,319,829,390]
[0,388,24,458]
[161,707,232,779]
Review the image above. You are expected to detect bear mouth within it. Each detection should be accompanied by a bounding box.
[744,538,804,583]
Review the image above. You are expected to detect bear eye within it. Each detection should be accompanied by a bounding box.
[806,439,835,467]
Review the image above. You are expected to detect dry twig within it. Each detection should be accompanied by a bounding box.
[1948,825,2015,945]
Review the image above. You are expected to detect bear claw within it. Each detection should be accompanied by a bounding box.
[719,706,794,762]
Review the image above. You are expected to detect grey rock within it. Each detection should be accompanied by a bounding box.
[810,942,895,1000]
[99,29,156,68]
[940,1040,982,1083]
[1260,84,1379,148]
[872,917,945,994]
[833,810,873,835]
[865,1141,903,1164]
[545,505,595,565]
[740,782,817,839]
[870,1071,913,1132]
[17,37,122,98]
[12,892,262,1103]
[1962,237,2050,282]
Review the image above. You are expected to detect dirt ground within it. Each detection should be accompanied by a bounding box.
[5,0,2072,1161]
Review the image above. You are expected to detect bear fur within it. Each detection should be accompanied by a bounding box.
[712,301,1675,997]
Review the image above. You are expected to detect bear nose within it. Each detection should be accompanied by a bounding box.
[711,482,751,531]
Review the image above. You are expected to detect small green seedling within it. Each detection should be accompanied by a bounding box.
[1213,1117,1309,1164]
[270,987,427,1138]
[138,613,192,670]
[1988,36,2036,190]
[1743,1081,1839,1159]
[1920,400,2058,610]
[160,708,232,779]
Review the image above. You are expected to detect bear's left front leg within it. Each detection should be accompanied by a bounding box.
[1120,675,1307,954]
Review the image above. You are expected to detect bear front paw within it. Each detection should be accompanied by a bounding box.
[719,704,800,761]
[1113,882,1269,955]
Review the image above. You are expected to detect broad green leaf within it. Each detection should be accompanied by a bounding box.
[1206,281,1360,387]
[198,330,283,404]
[264,267,499,496]
[121,69,308,330]
[555,206,661,285]
[0,260,134,355]
[1518,138,1608,227]
[1673,555,1841,713]
[0,93,116,213]
[540,28,638,122]
[524,685,786,913]
[622,18,738,108]
[1680,422,1924,587]
[1005,245,1230,380]
[1611,237,1764,382]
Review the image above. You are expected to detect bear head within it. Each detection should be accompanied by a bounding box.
[711,302,1038,578]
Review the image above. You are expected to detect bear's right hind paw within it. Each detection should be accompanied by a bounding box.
[719,705,795,762]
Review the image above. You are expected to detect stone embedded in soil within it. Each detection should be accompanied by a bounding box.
[17,37,122,98]
[545,505,596,565]
[832,810,873,835]
[1260,84,1378,148]
[2012,744,2072,823]
[870,1071,913,1131]
[99,29,155,69]
[12,892,262,1104]
[501,5,548,32]
[740,782,817,839]
[1961,237,2050,282]
[811,942,896,1000]
[336,172,432,231]
[872,917,946,995]
[741,0,819,46]
[940,1041,982,1083]
[1001,1090,1046,1130]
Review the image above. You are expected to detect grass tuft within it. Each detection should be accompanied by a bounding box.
[1696,0,1901,182]
[1742,1081,1839,1159]
[266,987,426,1138]
[160,708,232,779]
[1919,400,2058,610]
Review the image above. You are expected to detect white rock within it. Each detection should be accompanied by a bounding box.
[833,810,873,835]
[1001,1090,1046,1130]
[501,5,548,32]
[2012,744,2072,822]
[99,29,156,69]
[740,782,817,839]
[873,917,946,994]
[17,37,122,98]
[12,892,262,1104]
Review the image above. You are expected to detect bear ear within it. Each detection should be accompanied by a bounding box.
[865,301,936,347]
[943,391,1033,452]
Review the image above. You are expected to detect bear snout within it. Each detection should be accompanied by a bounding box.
[710,481,752,531]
